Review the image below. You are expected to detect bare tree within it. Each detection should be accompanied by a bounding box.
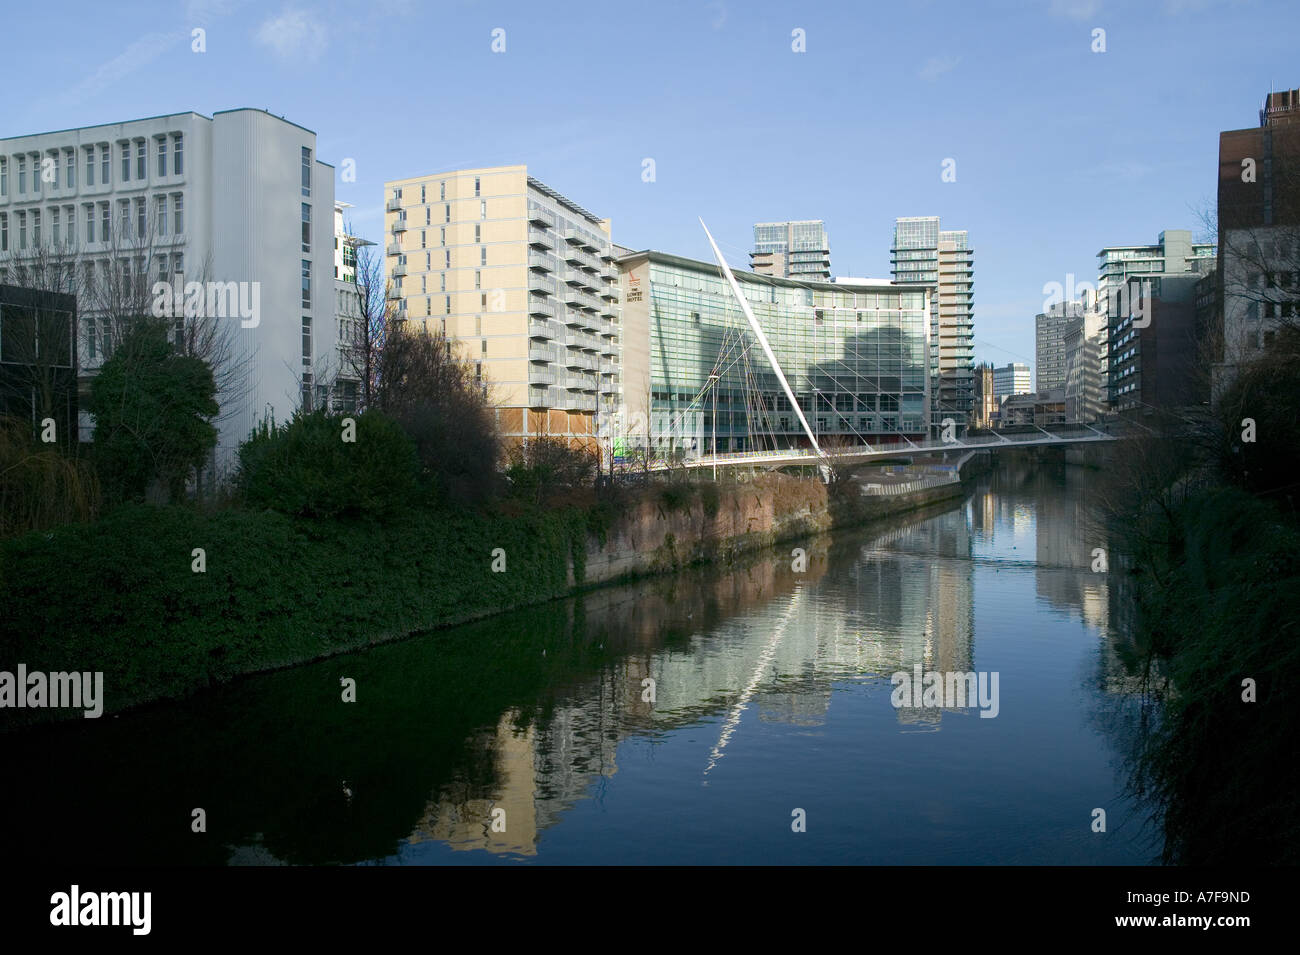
[2,198,250,496]
[334,220,391,412]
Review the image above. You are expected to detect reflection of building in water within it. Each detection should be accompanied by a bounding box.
[406,504,979,854]
[1033,472,1110,634]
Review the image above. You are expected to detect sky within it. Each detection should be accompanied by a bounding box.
[7,0,1297,374]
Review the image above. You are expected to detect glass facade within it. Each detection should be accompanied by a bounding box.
[643,255,928,453]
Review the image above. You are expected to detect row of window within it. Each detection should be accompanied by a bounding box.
[0,135,183,200]
[0,193,184,252]
[393,176,481,206]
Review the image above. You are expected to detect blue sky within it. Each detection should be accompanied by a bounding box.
[8,0,1296,370]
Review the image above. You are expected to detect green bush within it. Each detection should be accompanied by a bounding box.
[0,501,593,722]
[88,319,218,503]
[236,409,419,520]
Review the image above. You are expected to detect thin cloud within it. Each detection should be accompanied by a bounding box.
[254,8,328,61]
[1049,0,1101,20]
[58,31,181,106]
[919,56,960,82]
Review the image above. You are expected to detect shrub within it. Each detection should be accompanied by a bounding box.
[236,409,418,520]
[87,319,218,503]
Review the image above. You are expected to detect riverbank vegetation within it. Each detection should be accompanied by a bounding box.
[2,320,834,724]
[1101,326,1300,865]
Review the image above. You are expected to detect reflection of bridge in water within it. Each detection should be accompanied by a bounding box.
[407,502,982,856]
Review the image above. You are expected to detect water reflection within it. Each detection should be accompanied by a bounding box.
[2,456,1156,865]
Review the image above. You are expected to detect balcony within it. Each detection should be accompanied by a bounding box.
[575,395,597,412]
[387,286,403,301]
[385,197,402,212]
[529,368,557,385]
[391,218,407,233]
[529,274,556,295]
[528,228,553,249]
[528,250,553,271]
[601,284,619,300]
[528,316,555,335]
[527,203,555,229]
[529,341,556,362]
[528,302,556,321]
[391,262,407,277]
[386,241,402,256]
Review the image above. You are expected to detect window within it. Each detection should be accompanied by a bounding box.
[445,295,451,315]
[157,138,167,177]
[301,259,311,308]
[440,227,445,246]
[156,196,168,236]
[32,211,40,246]
[173,134,183,175]
[84,147,94,186]
[174,193,183,233]
[0,214,6,252]
[136,140,145,180]
[475,270,481,290]
[480,247,487,266]
[173,252,183,277]
[420,230,426,249]
[425,207,431,226]
[440,180,445,201]
[480,200,486,219]
[101,145,110,185]
[440,272,445,292]
[121,143,130,181]
[65,151,75,189]
[444,204,450,223]
[444,250,451,268]
[475,224,480,243]
[420,184,426,203]
[52,207,60,245]
[17,212,26,249]
[0,158,6,196]
[301,146,311,197]
[17,157,26,193]
[136,198,146,238]
[158,254,169,282]
[302,315,312,359]
[474,176,480,197]
[32,156,41,196]
[301,202,311,252]
[100,203,110,242]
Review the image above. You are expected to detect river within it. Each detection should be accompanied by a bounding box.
[3,456,1157,865]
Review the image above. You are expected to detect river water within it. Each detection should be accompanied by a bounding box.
[4,456,1157,865]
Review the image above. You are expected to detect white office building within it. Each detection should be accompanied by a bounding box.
[0,108,343,475]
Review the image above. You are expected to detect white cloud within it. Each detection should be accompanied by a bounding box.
[254,8,328,61]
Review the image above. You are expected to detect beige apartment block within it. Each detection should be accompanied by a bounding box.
[382,165,621,453]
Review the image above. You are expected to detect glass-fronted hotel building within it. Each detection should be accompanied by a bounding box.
[616,250,931,455]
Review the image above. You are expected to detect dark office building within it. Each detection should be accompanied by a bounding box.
[0,284,79,446]
[1215,88,1300,379]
